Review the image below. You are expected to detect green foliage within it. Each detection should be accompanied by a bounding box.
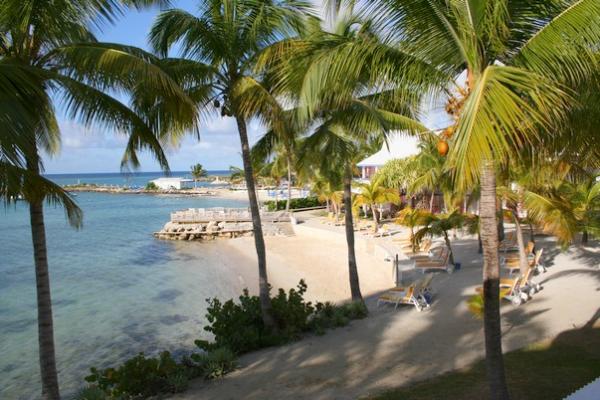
[191,347,238,380]
[84,351,192,398]
[84,346,238,398]
[75,386,107,400]
[309,301,368,335]
[264,196,323,211]
[145,182,158,191]
[200,281,367,354]
[190,163,208,180]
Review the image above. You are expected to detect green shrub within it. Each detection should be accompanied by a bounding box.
[191,347,238,379]
[199,290,265,354]
[309,301,368,334]
[271,280,315,339]
[75,386,107,400]
[201,281,368,354]
[84,351,191,398]
[145,182,158,191]
[264,196,324,211]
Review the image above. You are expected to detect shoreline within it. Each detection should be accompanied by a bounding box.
[64,186,304,202]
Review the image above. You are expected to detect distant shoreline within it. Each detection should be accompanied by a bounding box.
[63,185,285,202]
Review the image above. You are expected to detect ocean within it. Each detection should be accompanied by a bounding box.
[0,172,250,399]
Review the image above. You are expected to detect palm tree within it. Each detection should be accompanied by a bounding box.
[190,163,208,187]
[303,1,600,397]
[525,175,600,247]
[409,136,452,213]
[251,109,300,212]
[0,1,194,398]
[268,0,428,304]
[413,210,464,266]
[149,0,310,329]
[354,178,400,232]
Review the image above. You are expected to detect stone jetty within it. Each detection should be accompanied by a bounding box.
[154,208,293,241]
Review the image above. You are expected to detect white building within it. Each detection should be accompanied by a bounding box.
[357,133,421,181]
[150,177,194,190]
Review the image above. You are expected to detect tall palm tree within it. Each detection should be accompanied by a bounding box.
[301,1,600,397]
[354,178,400,231]
[149,0,310,329]
[0,1,195,398]
[268,0,429,304]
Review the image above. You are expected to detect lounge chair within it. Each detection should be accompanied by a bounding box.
[410,245,444,262]
[475,266,540,306]
[499,232,517,253]
[413,248,453,273]
[377,275,433,311]
[503,248,546,275]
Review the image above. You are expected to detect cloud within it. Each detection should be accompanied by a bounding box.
[43,116,268,174]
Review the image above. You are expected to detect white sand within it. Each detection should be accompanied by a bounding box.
[177,217,600,400]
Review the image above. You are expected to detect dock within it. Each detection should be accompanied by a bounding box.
[154,208,293,241]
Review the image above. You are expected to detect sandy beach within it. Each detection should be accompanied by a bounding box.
[177,214,600,400]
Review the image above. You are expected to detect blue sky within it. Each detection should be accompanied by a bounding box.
[43,1,448,174]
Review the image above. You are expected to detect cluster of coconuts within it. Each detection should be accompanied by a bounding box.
[438,87,469,156]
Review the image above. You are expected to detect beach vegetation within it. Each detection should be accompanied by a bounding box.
[144,182,158,191]
[199,281,368,355]
[264,196,323,211]
[84,351,194,398]
[354,178,400,232]
[413,210,465,266]
[82,346,237,399]
[191,347,238,380]
[190,164,209,187]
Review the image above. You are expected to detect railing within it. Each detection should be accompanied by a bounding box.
[170,208,290,223]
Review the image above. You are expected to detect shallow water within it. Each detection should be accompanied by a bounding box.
[0,188,248,399]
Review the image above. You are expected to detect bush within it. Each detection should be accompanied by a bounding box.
[84,351,192,398]
[191,347,237,379]
[264,196,324,211]
[145,182,158,191]
[201,281,367,354]
[75,386,107,400]
[309,301,368,334]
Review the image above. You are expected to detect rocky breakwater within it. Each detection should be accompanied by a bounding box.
[155,220,254,241]
[153,208,293,241]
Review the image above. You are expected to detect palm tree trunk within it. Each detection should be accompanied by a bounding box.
[443,231,455,266]
[582,230,589,244]
[371,203,379,232]
[344,163,363,303]
[497,204,505,243]
[480,162,510,400]
[429,191,435,213]
[286,155,292,212]
[512,211,528,275]
[30,200,61,400]
[235,116,275,329]
[529,222,535,244]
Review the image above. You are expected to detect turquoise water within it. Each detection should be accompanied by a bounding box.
[0,174,249,399]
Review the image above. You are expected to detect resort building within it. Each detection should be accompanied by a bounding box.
[150,177,194,190]
[357,133,420,181]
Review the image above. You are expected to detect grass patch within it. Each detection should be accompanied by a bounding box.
[368,326,600,400]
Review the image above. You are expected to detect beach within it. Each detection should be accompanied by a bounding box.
[172,214,600,400]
